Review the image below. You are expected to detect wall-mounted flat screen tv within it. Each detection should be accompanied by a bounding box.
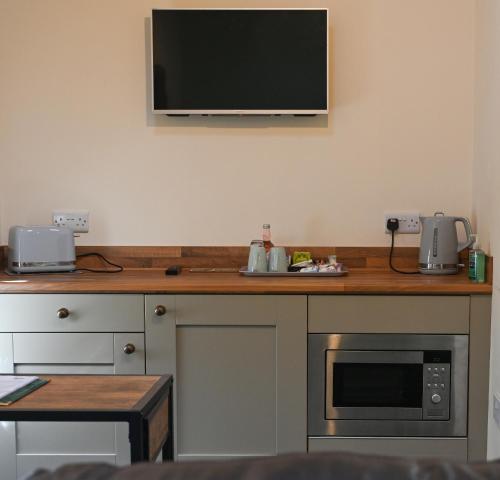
[151,9,328,115]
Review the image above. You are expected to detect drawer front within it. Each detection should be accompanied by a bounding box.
[13,333,113,364]
[0,333,14,373]
[12,333,145,372]
[308,296,469,334]
[16,421,116,454]
[0,294,144,332]
[308,437,468,461]
[17,454,116,479]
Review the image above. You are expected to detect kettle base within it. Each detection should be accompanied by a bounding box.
[419,263,458,275]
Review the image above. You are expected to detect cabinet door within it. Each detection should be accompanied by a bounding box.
[10,332,145,479]
[146,295,307,461]
[0,334,16,480]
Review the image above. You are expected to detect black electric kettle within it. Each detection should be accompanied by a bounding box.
[419,212,473,275]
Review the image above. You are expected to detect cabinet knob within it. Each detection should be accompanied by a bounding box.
[154,305,166,316]
[57,307,70,319]
[123,343,136,355]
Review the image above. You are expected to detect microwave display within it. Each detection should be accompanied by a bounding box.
[332,363,423,408]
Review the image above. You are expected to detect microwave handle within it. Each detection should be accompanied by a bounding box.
[328,350,423,364]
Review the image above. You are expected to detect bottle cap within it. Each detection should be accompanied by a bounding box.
[472,234,480,249]
[263,224,271,229]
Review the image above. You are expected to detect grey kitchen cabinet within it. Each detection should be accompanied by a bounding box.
[0,290,491,473]
[307,295,492,462]
[0,294,145,479]
[0,333,16,480]
[145,294,307,461]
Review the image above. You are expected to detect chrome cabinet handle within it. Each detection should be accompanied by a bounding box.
[123,343,136,355]
[154,305,166,316]
[57,308,70,319]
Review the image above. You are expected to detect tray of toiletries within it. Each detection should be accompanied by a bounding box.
[239,268,348,277]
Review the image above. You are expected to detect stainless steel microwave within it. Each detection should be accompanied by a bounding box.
[308,334,468,437]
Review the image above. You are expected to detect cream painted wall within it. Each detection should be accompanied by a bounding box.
[0,0,475,246]
[474,1,500,260]
[474,0,500,461]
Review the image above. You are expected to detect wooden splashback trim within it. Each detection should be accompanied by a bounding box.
[74,245,455,271]
[72,245,420,270]
[0,245,489,282]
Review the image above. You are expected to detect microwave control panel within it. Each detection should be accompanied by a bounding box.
[422,361,451,420]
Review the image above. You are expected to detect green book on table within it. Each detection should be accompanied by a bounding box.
[0,376,49,406]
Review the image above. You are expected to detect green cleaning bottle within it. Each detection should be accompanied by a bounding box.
[468,235,486,283]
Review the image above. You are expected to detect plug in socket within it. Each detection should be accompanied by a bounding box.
[53,210,89,233]
[384,212,420,234]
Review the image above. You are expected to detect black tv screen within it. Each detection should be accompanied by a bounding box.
[151,9,328,115]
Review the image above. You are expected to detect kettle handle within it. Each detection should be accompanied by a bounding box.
[455,217,474,252]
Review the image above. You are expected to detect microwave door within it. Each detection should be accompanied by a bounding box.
[325,350,424,421]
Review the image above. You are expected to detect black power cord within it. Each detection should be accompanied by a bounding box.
[387,219,419,275]
[75,252,123,273]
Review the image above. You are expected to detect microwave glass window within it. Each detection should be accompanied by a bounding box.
[332,363,423,408]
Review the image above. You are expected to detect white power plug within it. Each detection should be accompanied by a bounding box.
[53,210,89,233]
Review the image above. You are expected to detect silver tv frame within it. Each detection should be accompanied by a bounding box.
[151,8,329,116]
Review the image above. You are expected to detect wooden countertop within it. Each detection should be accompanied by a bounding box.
[0,375,163,411]
[0,268,492,294]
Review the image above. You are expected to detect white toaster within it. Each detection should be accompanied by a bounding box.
[8,226,76,273]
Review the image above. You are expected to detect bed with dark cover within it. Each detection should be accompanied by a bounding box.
[26,452,500,480]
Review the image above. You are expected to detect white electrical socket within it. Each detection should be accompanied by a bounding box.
[384,211,421,234]
[53,210,89,233]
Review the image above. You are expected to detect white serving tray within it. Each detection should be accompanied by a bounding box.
[239,268,348,277]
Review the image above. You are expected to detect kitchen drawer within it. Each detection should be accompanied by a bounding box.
[12,333,145,372]
[17,454,117,479]
[308,437,467,461]
[308,296,469,334]
[13,333,113,364]
[16,422,116,454]
[0,333,14,373]
[0,294,144,332]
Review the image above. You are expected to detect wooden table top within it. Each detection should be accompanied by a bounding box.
[0,268,492,295]
[0,375,167,412]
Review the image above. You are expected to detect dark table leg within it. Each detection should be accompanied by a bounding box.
[129,415,146,463]
[162,387,174,461]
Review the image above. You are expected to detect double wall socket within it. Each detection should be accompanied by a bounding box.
[384,211,421,234]
[53,210,89,233]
